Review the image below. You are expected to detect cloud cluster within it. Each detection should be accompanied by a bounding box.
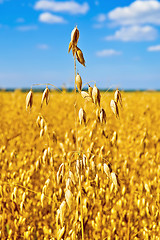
[97,0,160,42]
[108,0,160,26]
[106,25,158,42]
[34,0,89,24]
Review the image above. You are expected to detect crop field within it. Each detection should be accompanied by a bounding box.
[0,90,160,239]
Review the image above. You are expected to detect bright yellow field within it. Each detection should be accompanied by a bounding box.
[0,90,160,240]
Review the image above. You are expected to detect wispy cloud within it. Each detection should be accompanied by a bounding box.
[34,0,89,15]
[96,49,122,57]
[147,44,160,51]
[16,18,25,23]
[37,44,49,50]
[39,12,67,24]
[105,25,157,42]
[108,0,160,26]
[16,25,38,31]
[96,14,107,23]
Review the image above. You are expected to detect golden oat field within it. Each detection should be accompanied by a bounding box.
[0,90,160,240]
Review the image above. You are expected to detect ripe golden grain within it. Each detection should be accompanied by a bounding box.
[76,47,85,67]
[76,73,82,92]
[81,91,93,102]
[41,86,49,108]
[26,89,33,110]
[92,84,101,106]
[110,99,119,118]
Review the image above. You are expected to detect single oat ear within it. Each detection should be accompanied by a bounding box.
[110,99,119,118]
[114,89,122,107]
[79,108,86,125]
[76,47,85,67]
[92,84,101,106]
[100,108,106,124]
[88,84,93,98]
[76,73,82,92]
[26,89,33,111]
[81,91,93,102]
[41,86,50,108]
[71,26,79,46]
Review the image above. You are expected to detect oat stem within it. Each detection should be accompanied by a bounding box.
[74,53,84,240]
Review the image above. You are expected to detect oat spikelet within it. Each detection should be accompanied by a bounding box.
[76,73,82,92]
[88,84,93,98]
[57,163,65,184]
[65,189,73,210]
[111,172,120,190]
[26,89,33,111]
[76,47,85,67]
[71,26,79,46]
[110,99,119,118]
[81,91,93,102]
[103,163,111,178]
[100,108,106,123]
[79,108,86,125]
[41,86,49,108]
[114,89,122,107]
[68,41,72,53]
[92,84,101,106]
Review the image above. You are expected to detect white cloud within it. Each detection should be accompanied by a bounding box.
[147,44,160,51]
[108,0,160,26]
[16,25,38,31]
[106,25,157,41]
[96,49,122,57]
[37,44,49,50]
[39,12,67,24]
[34,0,89,15]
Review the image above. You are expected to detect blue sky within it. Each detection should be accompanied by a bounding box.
[0,0,160,90]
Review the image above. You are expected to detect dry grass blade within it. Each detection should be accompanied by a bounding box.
[26,89,33,111]
[81,91,93,102]
[76,73,82,92]
[69,170,76,185]
[110,99,119,118]
[57,226,65,240]
[59,200,67,227]
[65,189,73,210]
